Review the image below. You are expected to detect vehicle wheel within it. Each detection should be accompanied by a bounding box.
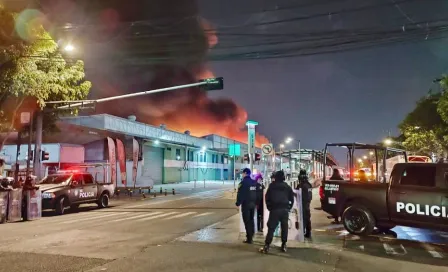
[342,204,376,235]
[70,204,80,210]
[98,193,109,208]
[55,197,68,215]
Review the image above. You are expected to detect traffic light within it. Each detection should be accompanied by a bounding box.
[255,153,261,161]
[200,77,224,91]
[41,150,49,161]
[243,154,249,161]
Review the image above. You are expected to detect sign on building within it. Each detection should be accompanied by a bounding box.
[228,144,241,156]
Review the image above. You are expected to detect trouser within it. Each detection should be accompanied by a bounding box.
[303,206,311,235]
[242,205,255,241]
[265,209,289,245]
[256,203,263,231]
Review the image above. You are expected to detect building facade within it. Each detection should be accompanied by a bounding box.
[1,114,265,186]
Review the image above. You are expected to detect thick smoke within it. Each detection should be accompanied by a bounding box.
[42,0,269,145]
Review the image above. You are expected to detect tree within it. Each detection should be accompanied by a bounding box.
[0,6,91,150]
[401,127,445,157]
[398,91,448,156]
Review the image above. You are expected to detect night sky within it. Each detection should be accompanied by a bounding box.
[29,0,448,150]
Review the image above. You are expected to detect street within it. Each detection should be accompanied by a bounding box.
[0,182,446,271]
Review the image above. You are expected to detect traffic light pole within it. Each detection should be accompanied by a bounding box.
[33,111,43,179]
[25,113,34,178]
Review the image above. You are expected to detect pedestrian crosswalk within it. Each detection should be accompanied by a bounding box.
[14,209,219,230]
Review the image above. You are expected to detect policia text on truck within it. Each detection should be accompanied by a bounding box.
[320,143,448,235]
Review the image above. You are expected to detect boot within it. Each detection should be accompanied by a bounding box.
[280,242,287,253]
[243,238,253,244]
[259,244,270,254]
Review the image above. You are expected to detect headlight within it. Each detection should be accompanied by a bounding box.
[42,192,55,199]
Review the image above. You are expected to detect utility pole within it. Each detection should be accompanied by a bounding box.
[33,111,43,179]
[25,113,34,178]
[14,131,21,182]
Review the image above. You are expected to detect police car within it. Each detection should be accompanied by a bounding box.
[39,171,115,215]
[320,162,448,235]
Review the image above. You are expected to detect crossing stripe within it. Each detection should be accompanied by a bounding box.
[61,212,129,224]
[421,243,444,258]
[193,212,212,217]
[162,212,197,220]
[108,212,163,223]
[135,212,179,222]
[382,243,407,256]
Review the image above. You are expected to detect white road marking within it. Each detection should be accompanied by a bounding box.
[421,244,444,258]
[135,212,179,222]
[108,212,163,223]
[162,212,197,220]
[125,189,229,208]
[383,243,407,256]
[193,212,213,218]
[61,212,128,224]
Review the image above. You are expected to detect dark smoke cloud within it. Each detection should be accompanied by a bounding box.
[40,0,268,145]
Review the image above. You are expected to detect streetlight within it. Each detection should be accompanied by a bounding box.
[369,151,374,156]
[201,146,207,152]
[357,158,362,163]
[284,137,301,172]
[363,155,367,160]
[64,44,75,52]
[384,139,393,146]
[279,144,285,149]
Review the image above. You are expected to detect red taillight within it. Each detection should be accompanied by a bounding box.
[319,185,324,200]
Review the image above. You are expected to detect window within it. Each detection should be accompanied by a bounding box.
[166,147,171,151]
[175,149,181,160]
[212,154,216,163]
[221,155,224,164]
[204,153,207,162]
[83,174,94,185]
[190,151,194,161]
[200,154,203,162]
[400,166,436,187]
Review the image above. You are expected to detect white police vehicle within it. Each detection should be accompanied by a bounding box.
[39,171,115,215]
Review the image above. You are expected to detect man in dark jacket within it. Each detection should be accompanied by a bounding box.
[298,169,313,238]
[236,168,257,243]
[260,170,294,253]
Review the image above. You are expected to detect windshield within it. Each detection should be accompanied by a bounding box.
[40,175,71,185]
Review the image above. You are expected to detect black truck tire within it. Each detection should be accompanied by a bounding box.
[55,196,68,215]
[342,204,376,235]
[97,193,109,209]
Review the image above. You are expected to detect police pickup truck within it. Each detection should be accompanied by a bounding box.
[39,171,115,215]
[320,162,448,235]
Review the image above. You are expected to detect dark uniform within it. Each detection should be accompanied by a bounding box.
[261,171,294,253]
[236,169,257,243]
[298,170,313,238]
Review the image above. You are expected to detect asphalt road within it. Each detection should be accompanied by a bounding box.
[0,183,447,271]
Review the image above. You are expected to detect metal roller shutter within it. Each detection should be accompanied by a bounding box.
[142,145,164,185]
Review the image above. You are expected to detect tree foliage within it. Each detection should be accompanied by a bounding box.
[398,76,448,157]
[0,6,91,148]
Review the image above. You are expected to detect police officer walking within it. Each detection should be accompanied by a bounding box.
[236,168,257,244]
[260,171,294,253]
[298,169,313,238]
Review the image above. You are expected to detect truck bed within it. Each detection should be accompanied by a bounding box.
[321,180,390,222]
